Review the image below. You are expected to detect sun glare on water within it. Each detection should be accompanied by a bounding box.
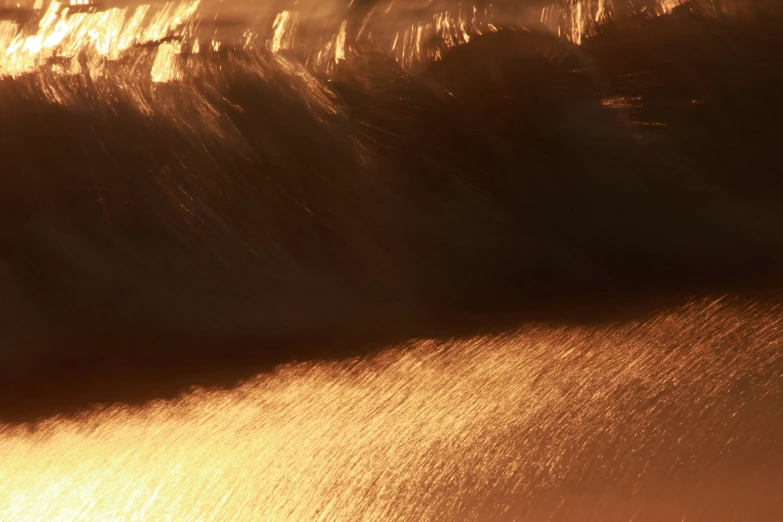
[0,1,200,78]
[0,0,716,84]
[0,298,781,520]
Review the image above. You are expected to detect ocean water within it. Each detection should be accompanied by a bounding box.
[0,0,781,519]
[1,297,782,520]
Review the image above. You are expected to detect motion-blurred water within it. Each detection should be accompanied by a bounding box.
[1,297,782,520]
[0,0,781,358]
[1,1,782,519]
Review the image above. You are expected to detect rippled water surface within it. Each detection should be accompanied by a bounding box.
[2,298,782,520]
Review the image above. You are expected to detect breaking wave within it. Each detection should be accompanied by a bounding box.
[1,0,782,377]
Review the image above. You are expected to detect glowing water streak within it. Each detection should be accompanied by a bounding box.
[0,0,200,78]
[541,0,713,44]
[150,39,180,82]
[1,0,710,83]
[269,9,297,53]
[389,8,481,71]
[0,298,780,520]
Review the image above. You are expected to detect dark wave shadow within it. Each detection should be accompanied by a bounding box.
[1,2,783,422]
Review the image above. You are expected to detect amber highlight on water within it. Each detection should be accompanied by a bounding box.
[1,298,781,520]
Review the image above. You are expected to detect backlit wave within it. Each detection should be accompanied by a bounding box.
[0,0,740,87]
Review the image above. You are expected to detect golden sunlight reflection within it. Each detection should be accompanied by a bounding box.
[389,7,479,70]
[334,19,347,62]
[270,9,297,53]
[0,0,199,78]
[150,39,180,82]
[0,0,705,86]
[540,0,691,44]
[1,297,781,520]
